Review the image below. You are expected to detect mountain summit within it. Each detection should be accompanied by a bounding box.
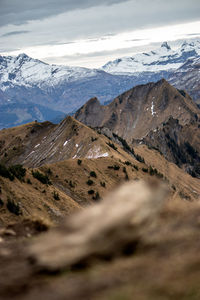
[75,79,200,177]
[161,41,171,50]
[75,79,199,140]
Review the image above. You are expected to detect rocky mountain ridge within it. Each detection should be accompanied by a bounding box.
[0,108,199,225]
[75,79,200,177]
[0,53,135,116]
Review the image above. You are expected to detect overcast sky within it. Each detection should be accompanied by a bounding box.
[0,0,200,68]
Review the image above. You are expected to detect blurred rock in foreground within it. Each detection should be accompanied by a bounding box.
[0,180,200,300]
[29,180,168,271]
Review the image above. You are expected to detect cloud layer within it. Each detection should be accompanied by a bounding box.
[0,0,128,26]
[0,0,200,67]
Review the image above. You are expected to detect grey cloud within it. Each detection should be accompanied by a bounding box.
[0,47,20,52]
[2,30,30,37]
[186,33,200,36]
[126,39,148,42]
[0,0,128,27]
[42,41,76,46]
[40,44,161,67]
[1,0,199,29]
[41,36,200,68]
[86,36,115,43]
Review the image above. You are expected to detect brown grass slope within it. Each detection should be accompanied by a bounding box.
[0,120,54,166]
[0,115,134,168]
[0,168,80,226]
[0,116,156,225]
[1,142,199,227]
[0,111,199,226]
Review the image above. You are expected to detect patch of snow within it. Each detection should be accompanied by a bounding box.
[100,152,109,157]
[34,144,40,148]
[63,140,68,146]
[24,150,35,160]
[1,85,8,92]
[77,145,83,154]
[151,102,156,116]
[49,149,57,157]
[76,144,79,148]
[86,146,109,159]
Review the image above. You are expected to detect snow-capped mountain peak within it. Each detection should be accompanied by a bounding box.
[16,53,30,60]
[161,41,171,50]
[102,39,200,75]
[0,53,99,91]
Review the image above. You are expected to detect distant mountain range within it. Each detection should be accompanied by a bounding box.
[102,40,200,74]
[0,39,200,128]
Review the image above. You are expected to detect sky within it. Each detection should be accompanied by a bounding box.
[0,0,200,68]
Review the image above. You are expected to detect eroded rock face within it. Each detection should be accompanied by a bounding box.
[75,79,199,141]
[75,97,105,128]
[140,117,200,178]
[75,79,200,177]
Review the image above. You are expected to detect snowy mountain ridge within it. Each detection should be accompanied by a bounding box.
[0,39,200,92]
[102,40,200,75]
[0,53,98,91]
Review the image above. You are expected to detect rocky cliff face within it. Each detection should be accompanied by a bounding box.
[140,117,200,177]
[75,79,200,177]
[75,79,199,139]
